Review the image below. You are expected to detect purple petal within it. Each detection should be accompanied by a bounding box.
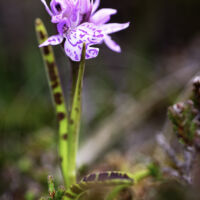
[49,0,80,25]
[41,0,53,16]
[85,46,99,59]
[101,22,130,35]
[72,0,79,4]
[50,0,64,15]
[70,7,80,26]
[92,0,100,14]
[39,35,63,47]
[57,20,70,35]
[64,23,104,61]
[79,0,91,14]
[51,15,63,23]
[104,35,121,53]
[90,8,117,25]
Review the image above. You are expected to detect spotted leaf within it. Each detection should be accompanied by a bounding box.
[65,171,134,199]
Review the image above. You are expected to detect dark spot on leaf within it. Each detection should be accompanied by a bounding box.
[85,173,96,182]
[39,31,45,40]
[98,172,109,181]
[54,92,62,105]
[70,119,74,124]
[70,185,83,194]
[62,134,68,140]
[52,81,59,89]
[109,172,131,180]
[110,172,124,180]
[47,61,57,82]
[57,112,65,121]
[123,174,130,179]
[43,46,50,55]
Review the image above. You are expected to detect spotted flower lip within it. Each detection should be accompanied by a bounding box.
[39,0,130,61]
[39,22,105,61]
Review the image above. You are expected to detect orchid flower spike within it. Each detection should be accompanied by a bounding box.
[39,0,130,61]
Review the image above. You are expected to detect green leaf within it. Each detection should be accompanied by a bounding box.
[65,171,134,200]
[35,18,69,187]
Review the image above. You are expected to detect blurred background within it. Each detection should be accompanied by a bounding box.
[1,0,200,199]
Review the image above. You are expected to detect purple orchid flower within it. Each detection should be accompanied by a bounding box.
[39,0,130,61]
[40,21,105,61]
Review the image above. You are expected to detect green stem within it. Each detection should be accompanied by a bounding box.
[70,60,79,106]
[35,18,69,187]
[67,44,86,186]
